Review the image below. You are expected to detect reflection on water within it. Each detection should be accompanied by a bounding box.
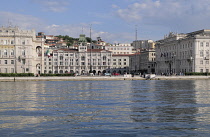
[0,80,210,136]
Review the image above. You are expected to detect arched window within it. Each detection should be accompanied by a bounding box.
[4,49,7,55]
[103,56,106,60]
[11,49,14,55]
[36,46,42,55]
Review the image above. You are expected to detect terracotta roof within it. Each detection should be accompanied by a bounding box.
[52,48,112,53]
[112,54,133,56]
[95,44,103,46]
[36,36,44,38]
[53,48,78,52]
[45,35,54,37]
[87,49,111,53]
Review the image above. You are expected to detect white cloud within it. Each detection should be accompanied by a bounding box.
[115,0,210,34]
[0,12,44,30]
[112,4,119,9]
[0,11,132,43]
[43,24,133,43]
[32,0,69,12]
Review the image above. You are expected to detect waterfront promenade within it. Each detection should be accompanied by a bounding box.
[0,75,210,82]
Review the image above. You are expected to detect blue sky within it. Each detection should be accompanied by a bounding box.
[1,0,210,43]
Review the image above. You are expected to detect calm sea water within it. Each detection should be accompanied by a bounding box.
[0,80,210,137]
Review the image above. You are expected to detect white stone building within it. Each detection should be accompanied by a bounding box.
[109,54,130,74]
[0,26,44,74]
[155,30,210,75]
[44,34,112,75]
[139,49,156,74]
[105,43,133,55]
[132,40,155,50]
[129,52,141,73]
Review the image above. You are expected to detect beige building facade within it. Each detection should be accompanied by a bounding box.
[109,54,130,74]
[0,26,44,74]
[44,34,112,75]
[139,49,156,74]
[132,40,155,50]
[105,43,133,55]
[156,30,210,75]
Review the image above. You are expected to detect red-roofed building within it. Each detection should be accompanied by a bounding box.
[44,34,112,75]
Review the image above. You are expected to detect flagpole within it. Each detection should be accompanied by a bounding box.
[90,24,93,74]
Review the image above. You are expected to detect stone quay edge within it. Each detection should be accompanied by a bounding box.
[0,75,210,82]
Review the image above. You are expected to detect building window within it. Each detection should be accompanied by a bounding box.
[206,42,209,47]
[206,51,209,57]
[11,60,14,64]
[200,69,203,72]
[103,56,106,60]
[200,51,204,57]
[5,60,7,64]
[81,56,85,61]
[22,50,25,56]
[200,42,204,47]
[200,60,203,64]
[4,40,7,45]
[4,49,7,55]
[22,59,25,64]
[11,50,14,55]
[5,68,7,73]
[11,68,14,73]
